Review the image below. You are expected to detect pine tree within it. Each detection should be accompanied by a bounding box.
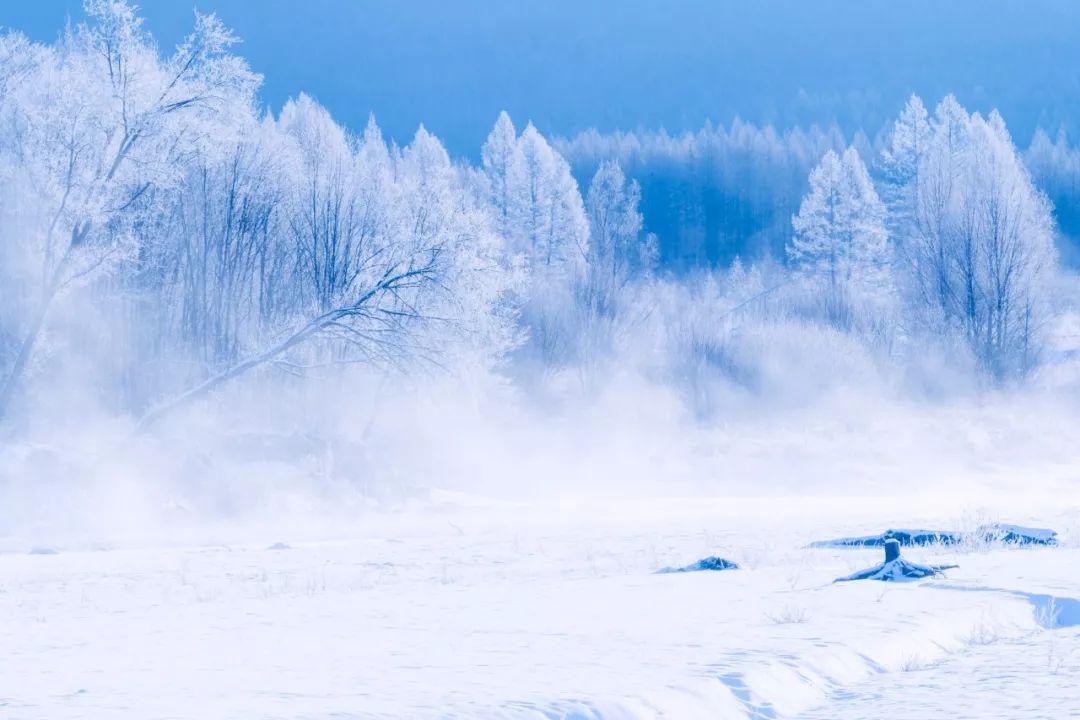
[879,95,931,252]
[480,111,525,248]
[479,114,590,365]
[789,148,891,302]
[518,122,589,278]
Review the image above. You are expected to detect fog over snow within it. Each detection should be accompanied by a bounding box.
[1,2,1080,719]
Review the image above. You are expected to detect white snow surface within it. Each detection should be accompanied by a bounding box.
[3,493,1079,719]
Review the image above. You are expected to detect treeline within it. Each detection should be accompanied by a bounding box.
[558,114,1080,274]
[1025,129,1080,267]
[0,2,1073,432]
[557,122,865,268]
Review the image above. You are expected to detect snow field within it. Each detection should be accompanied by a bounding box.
[2,496,1078,719]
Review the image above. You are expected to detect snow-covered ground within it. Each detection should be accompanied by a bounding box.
[3,494,1079,719]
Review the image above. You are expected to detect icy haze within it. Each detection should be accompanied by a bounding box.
[2,2,1080,719]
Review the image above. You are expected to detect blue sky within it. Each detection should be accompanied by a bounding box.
[6,1,1080,156]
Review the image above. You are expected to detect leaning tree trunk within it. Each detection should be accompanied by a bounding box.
[134,263,434,432]
[134,312,329,432]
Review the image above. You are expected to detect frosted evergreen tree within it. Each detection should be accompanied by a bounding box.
[480,115,589,365]
[479,113,589,281]
[789,148,891,305]
[879,95,931,253]
[518,122,589,279]
[480,112,526,248]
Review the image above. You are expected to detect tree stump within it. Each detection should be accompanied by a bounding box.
[835,539,957,583]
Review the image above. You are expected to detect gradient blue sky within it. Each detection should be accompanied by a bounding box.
[5,1,1080,156]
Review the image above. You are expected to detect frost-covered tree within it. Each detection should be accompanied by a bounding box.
[394,125,516,369]
[0,0,259,419]
[480,111,526,248]
[789,148,892,313]
[583,160,648,316]
[569,159,655,368]
[278,94,367,315]
[884,96,1057,378]
[518,123,589,278]
[481,114,589,278]
[479,114,590,366]
[166,121,283,371]
[879,95,932,252]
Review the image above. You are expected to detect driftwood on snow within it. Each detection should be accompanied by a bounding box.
[811,524,1057,549]
[656,556,739,574]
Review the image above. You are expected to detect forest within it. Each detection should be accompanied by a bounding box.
[0,1,1077,448]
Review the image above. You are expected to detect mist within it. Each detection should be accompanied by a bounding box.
[1,3,1080,545]
[2,4,1080,718]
